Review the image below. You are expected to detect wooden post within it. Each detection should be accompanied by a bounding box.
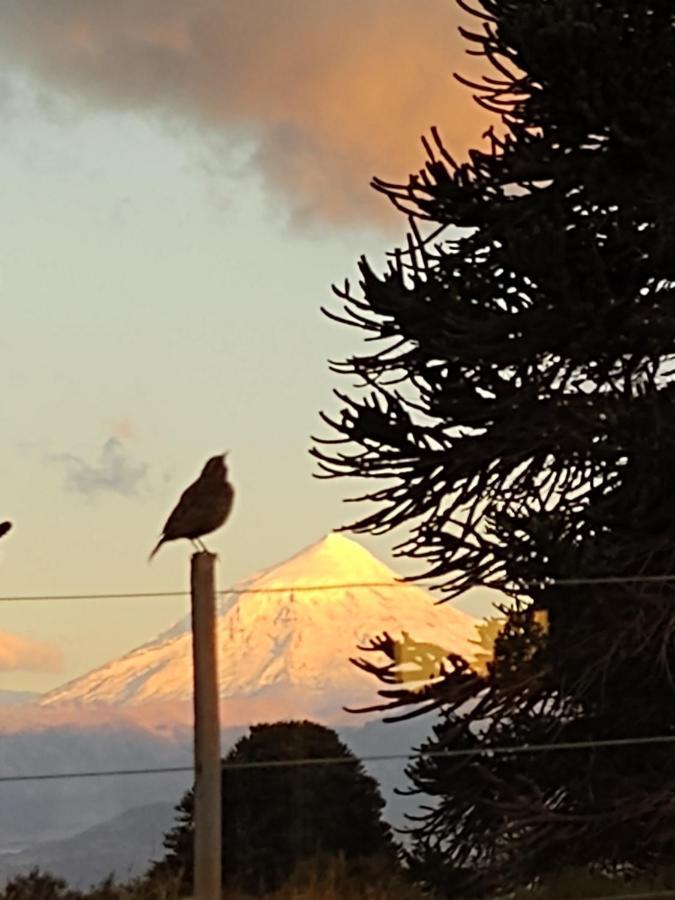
[191,552,221,900]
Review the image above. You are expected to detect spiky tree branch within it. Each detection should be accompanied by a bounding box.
[315,0,675,893]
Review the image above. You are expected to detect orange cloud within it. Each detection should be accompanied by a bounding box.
[0,0,493,225]
[0,631,63,674]
[109,418,136,441]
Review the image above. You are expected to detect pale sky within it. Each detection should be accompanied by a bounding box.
[0,1,499,693]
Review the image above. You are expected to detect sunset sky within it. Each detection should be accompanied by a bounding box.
[0,1,496,692]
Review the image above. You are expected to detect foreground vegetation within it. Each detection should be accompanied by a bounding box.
[7,863,675,900]
[313,0,675,893]
[0,859,428,900]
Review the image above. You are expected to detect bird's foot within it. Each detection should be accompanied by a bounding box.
[193,539,218,559]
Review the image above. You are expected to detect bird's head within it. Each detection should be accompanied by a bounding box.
[202,453,228,480]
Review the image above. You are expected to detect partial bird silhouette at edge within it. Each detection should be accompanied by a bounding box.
[0,522,11,540]
[149,454,234,561]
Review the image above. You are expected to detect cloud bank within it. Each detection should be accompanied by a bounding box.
[0,0,491,225]
[0,631,63,674]
[50,437,148,499]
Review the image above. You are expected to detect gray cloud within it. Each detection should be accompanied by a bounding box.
[50,437,148,499]
[0,0,491,226]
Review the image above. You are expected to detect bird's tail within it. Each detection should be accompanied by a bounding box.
[148,537,165,562]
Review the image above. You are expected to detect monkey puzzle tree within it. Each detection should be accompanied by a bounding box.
[314,0,675,895]
[157,721,397,895]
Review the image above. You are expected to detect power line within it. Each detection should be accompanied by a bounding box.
[0,590,190,602]
[0,582,413,603]
[0,765,193,784]
[0,590,188,602]
[548,574,675,587]
[4,742,675,900]
[3,733,675,785]
[2,573,675,603]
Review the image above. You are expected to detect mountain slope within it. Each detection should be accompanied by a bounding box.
[0,802,176,888]
[40,534,479,723]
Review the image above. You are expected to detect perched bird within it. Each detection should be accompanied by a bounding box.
[0,522,11,539]
[149,454,234,560]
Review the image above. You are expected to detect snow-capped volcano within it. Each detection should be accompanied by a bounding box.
[40,534,479,723]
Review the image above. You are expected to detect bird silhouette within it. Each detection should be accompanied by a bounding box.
[0,522,11,539]
[149,454,234,560]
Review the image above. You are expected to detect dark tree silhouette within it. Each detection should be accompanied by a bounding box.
[157,721,397,895]
[314,0,675,895]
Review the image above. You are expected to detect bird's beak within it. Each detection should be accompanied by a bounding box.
[222,451,229,460]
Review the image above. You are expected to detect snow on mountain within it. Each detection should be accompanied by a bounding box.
[40,534,479,724]
[1,537,480,874]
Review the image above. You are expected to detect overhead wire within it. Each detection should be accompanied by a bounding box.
[1,572,675,603]
[0,583,673,897]
[0,582,420,603]
[1,764,673,900]
[4,733,675,785]
[2,574,675,786]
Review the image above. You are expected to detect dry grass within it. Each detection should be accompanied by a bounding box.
[222,857,430,899]
[0,858,432,900]
[12,862,675,899]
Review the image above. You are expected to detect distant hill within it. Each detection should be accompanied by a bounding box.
[0,718,432,885]
[0,722,194,852]
[0,802,176,888]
